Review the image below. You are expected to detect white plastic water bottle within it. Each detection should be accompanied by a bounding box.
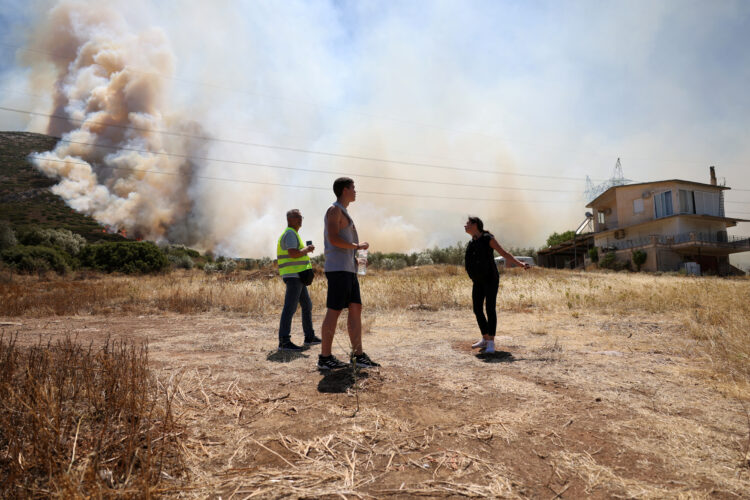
[356,249,368,275]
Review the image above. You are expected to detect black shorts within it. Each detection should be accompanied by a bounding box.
[325,271,362,310]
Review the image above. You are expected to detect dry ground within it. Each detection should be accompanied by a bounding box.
[2,268,749,498]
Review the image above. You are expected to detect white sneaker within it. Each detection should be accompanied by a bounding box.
[472,339,487,349]
[484,340,495,354]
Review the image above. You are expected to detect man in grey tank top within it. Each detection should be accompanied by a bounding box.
[317,177,381,370]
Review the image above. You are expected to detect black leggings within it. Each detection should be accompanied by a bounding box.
[472,279,499,337]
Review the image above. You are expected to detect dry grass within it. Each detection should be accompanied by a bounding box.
[2,266,748,384]
[0,333,183,498]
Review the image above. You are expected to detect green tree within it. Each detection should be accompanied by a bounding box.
[545,230,576,248]
[631,249,647,271]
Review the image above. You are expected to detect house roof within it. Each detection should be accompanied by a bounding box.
[586,180,730,208]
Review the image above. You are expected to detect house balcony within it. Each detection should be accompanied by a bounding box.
[602,232,750,256]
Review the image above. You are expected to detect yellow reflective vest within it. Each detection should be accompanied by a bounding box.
[276,227,312,276]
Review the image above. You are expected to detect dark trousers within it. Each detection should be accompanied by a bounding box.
[472,279,499,337]
[278,277,314,344]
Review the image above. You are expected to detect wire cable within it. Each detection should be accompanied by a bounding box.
[46,136,582,195]
[26,154,579,204]
[0,105,597,182]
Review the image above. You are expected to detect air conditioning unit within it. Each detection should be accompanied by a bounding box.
[641,190,652,199]
[603,208,612,215]
[614,229,626,239]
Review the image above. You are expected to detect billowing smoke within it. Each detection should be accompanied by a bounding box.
[28,1,207,244]
[8,0,549,257]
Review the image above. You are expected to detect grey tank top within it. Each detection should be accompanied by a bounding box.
[324,201,359,272]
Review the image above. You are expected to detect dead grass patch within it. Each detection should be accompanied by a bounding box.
[0,333,183,498]
[2,268,749,388]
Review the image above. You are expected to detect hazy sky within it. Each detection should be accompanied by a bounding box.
[1,0,749,265]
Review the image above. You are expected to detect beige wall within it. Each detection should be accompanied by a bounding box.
[615,184,656,227]
[674,217,728,237]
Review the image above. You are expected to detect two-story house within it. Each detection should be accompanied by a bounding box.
[586,168,749,275]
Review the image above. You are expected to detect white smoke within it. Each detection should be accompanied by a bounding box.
[27,1,208,244]
[10,0,545,256]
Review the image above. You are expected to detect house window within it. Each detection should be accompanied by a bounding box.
[693,191,719,216]
[633,198,644,214]
[654,190,673,219]
[679,189,695,214]
[597,211,605,225]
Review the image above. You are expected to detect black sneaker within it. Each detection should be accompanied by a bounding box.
[303,335,322,346]
[352,352,381,368]
[317,355,349,370]
[278,340,303,351]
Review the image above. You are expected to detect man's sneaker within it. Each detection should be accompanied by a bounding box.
[317,355,349,370]
[471,339,487,349]
[278,340,303,351]
[303,335,322,346]
[352,352,381,368]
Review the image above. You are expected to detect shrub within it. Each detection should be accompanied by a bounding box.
[380,257,407,270]
[17,227,86,255]
[168,254,195,269]
[632,249,647,271]
[79,241,169,274]
[1,245,73,274]
[163,244,201,260]
[415,252,434,266]
[426,242,467,265]
[0,221,17,251]
[599,251,630,271]
[588,247,599,263]
[218,259,237,272]
[599,251,616,268]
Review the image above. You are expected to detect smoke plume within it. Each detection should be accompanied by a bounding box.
[28,1,208,244]
[10,0,545,256]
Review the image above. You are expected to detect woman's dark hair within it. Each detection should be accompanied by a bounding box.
[467,216,487,233]
[333,177,354,198]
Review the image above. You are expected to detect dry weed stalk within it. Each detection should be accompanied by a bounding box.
[0,333,183,498]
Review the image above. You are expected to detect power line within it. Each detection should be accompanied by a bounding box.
[27,154,579,204]
[46,136,582,195]
[0,105,595,182]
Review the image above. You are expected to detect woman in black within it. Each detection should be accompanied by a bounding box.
[464,216,529,353]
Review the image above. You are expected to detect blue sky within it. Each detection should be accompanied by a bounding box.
[1,0,749,261]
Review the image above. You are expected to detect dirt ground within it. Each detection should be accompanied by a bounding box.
[3,306,749,499]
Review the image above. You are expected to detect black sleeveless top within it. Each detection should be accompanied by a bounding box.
[465,232,499,282]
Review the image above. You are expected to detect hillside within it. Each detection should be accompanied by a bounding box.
[0,131,124,242]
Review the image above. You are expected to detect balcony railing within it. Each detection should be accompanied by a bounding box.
[603,232,750,251]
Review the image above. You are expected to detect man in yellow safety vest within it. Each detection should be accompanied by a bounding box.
[276,209,321,351]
